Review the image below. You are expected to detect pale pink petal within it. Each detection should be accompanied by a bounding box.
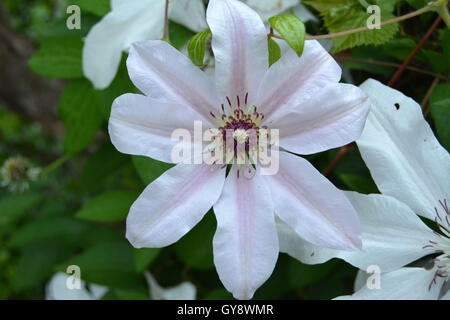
[126,164,225,248]
[127,40,221,120]
[335,267,444,300]
[169,0,208,32]
[358,79,450,220]
[256,41,341,120]
[271,83,370,155]
[213,166,278,300]
[266,152,361,250]
[207,0,268,105]
[109,93,206,163]
[278,192,438,272]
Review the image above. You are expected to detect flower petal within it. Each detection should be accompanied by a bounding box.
[145,272,196,300]
[335,267,443,300]
[126,164,225,248]
[207,0,268,104]
[358,79,450,220]
[82,0,165,89]
[266,152,361,250]
[272,83,370,155]
[127,40,221,120]
[244,0,299,22]
[256,41,341,120]
[213,166,278,300]
[169,0,208,32]
[109,93,206,163]
[46,273,101,300]
[278,192,438,272]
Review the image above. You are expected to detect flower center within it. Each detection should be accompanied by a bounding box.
[423,199,450,289]
[208,94,268,163]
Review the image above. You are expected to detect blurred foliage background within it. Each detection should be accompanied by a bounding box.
[0,0,448,300]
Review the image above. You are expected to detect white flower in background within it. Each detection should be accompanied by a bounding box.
[0,155,40,193]
[83,0,207,89]
[46,272,108,300]
[83,0,318,90]
[109,0,370,299]
[277,79,450,300]
[145,272,196,300]
[243,0,317,23]
[46,272,196,300]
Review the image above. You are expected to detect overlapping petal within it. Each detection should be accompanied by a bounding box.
[256,41,341,120]
[126,164,225,248]
[213,166,278,300]
[127,41,221,120]
[83,0,166,89]
[109,93,204,163]
[266,152,361,250]
[358,79,450,220]
[335,267,444,300]
[207,0,268,104]
[170,0,208,32]
[273,83,370,155]
[278,192,439,272]
[243,0,299,22]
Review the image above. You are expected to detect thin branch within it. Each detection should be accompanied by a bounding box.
[269,2,439,41]
[163,0,169,41]
[323,144,353,177]
[336,57,447,80]
[388,16,442,87]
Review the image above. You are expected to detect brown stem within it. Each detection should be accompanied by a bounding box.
[163,0,169,41]
[323,145,353,177]
[336,57,447,80]
[388,16,442,87]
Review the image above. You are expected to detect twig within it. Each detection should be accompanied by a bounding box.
[323,145,353,177]
[163,0,169,41]
[269,2,439,41]
[388,16,442,87]
[422,77,441,116]
[336,57,447,80]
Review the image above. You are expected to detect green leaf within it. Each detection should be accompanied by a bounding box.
[188,29,211,66]
[430,83,450,151]
[132,155,173,185]
[28,36,83,78]
[58,79,104,155]
[268,38,281,66]
[0,192,44,232]
[56,241,142,288]
[7,217,91,248]
[73,0,111,16]
[134,248,161,273]
[338,173,379,194]
[268,14,306,56]
[114,289,149,300]
[75,190,139,222]
[15,243,74,291]
[169,21,196,50]
[287,258,336,288]
[78,143,129,193]
[307,0,399,52]
[174,211,215,270]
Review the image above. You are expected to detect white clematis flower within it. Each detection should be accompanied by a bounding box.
[83,0,208,90]
[45,272,196,300]
[45,272,108,300]
[278,79,450,300]
[109,0,370,299]
[145,272,196,300]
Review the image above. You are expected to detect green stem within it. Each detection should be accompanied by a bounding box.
[436,0,450,28]
[39,154,72,178]
[162,0,170,41]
